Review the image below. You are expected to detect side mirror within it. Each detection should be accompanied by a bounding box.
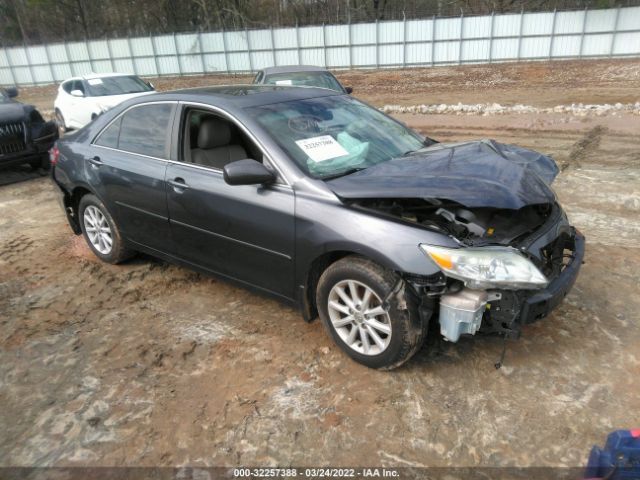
[6,87,18,98]
[70,89,84,97]
[223,159,276,186]
[345,86,353,94]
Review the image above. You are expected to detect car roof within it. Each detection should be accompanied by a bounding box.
[153,84,342,110]
[260,65,329,75]
[83,72,135,80]
[60,73,136,83]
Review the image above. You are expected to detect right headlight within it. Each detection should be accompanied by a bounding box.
[420,244,548,290]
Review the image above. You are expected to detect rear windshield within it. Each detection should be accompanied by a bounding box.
[86,76,153,97]
[263,72,344,92]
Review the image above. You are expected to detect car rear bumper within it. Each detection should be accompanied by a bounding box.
[519,228,585,324]
[52,173,82,234]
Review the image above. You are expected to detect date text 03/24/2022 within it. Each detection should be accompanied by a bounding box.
[233,468,400,477]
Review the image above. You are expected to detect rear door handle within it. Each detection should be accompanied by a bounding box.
[168,178,189,191]
[88,156,103,167]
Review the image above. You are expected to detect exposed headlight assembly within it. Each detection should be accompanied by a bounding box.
[420,244,548,290]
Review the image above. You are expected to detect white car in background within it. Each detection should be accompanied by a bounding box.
[54,73,156,133]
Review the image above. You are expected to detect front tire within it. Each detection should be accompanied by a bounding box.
[79,194,133,264]
[29,153,50,173]
[316,256,426,369]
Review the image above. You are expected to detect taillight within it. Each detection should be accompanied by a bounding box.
[49,144,60,166]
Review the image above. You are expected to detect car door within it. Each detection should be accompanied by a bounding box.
[165,105,296,299]
[56,81,74,126]
[66,80,88,128]
[76,79,96,127]
[89,101,177,253]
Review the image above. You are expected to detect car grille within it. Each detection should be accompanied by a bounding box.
[0,122,27,155]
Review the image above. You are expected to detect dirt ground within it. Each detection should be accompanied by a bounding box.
[17,59,640,115]
[1,59,639,469]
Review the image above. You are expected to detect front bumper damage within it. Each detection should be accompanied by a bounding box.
[480,227,585,339]
[405,227,585,343]
[519,228,585,325]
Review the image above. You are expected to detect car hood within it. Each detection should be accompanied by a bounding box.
[94,91,156,109]
[326,139,559,210]
[0,101,32,123]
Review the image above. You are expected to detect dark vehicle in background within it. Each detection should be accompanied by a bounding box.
[51,85,584,369]
[253,66,352,94]
[0,87,58,170]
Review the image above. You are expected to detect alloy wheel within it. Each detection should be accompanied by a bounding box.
[327,279,392,356]
[83,205,113,255]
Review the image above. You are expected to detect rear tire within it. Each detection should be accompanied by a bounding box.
[316,256,426,369]
[78,194,133,264]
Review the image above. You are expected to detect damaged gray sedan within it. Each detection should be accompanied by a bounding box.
[51,86,584,369]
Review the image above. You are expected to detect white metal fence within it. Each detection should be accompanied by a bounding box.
[1,6,639,87]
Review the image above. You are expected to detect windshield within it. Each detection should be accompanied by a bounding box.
[263,71,344,92]
[0,91,9,103]
[246,95,427,179]
[86,75,153,97]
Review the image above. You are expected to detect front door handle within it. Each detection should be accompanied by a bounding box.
[88,156,103,167]
[168,178,189,191]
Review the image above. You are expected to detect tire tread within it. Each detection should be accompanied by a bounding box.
[317,255,426,369]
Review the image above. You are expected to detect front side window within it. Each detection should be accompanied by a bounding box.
[246,95,426,179]
[86,75,153,97]
[72,80,85,95]
[263,72,344,92]
[95,103,173,158]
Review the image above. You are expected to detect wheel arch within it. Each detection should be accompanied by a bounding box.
[61,184,96,235]
[301,247,402,323]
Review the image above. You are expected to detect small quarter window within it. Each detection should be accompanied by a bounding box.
[95,117,122,148]
[117,104,173,158]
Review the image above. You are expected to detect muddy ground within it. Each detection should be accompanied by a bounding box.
[1,60,639,468]
[17,58,640,115]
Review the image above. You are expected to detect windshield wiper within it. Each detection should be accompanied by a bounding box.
[321,167,367,180]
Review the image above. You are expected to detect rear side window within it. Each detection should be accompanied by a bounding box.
[95,117,121,148]
[62,81,73,94]
[95,103,173,158]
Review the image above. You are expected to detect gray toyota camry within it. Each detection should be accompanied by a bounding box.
[51,85,584,369]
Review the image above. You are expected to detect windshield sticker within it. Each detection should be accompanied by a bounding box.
[295,135,349,162]
[275,79,293,86]
[87,78,103,85]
